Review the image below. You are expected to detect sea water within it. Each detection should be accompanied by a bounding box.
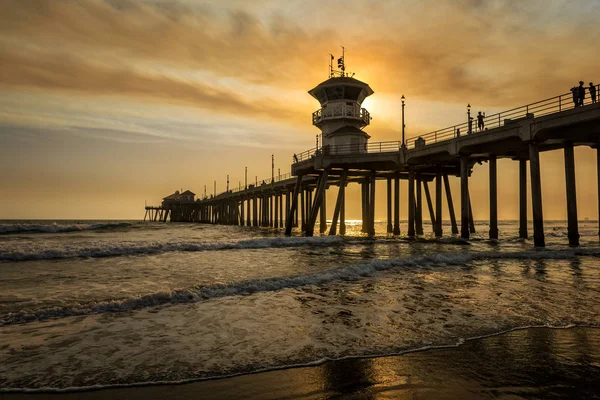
[1,219,599,391]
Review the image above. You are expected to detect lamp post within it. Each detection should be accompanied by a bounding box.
[245,167,247,189]
[316,134,319,149]
[271,155,274,183]
[226,175,229,192]
[467,103,472,135]
[401,95,406,148]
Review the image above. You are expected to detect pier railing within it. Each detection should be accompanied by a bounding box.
[312,105,371,126]
[405,84,600,148]
[211,173,294,198]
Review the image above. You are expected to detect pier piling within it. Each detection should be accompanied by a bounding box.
[564,142,579,246]
[529,143,545,247]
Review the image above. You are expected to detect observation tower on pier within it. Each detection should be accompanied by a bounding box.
[308,51,373,155]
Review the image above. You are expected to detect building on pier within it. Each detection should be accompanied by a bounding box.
[309,76,373,155]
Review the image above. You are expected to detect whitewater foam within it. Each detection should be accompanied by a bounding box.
[0,235,344,262]
[0,222,133,235]
[3,247,599,325]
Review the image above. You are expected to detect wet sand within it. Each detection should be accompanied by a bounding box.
[2,326,599,400]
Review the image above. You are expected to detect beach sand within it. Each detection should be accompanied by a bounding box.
[2,326,599,400]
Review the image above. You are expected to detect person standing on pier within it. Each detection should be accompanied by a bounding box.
[571,85,580,107]
[477,111,485,132]
[578,81,586,106]
[590,82,597,103]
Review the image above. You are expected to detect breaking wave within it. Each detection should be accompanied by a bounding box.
[3,247,599,325]
[0,236,344,262]
[0,222,133,235]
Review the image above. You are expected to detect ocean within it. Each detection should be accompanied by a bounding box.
[1,219,600,394]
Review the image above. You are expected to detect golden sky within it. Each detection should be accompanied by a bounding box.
[1,0,599,220]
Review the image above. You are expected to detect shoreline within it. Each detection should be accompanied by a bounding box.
[3,325,600,399]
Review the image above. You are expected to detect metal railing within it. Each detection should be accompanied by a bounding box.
[209,173,294,199]
[312,105,370,126]
[405,84,599,149]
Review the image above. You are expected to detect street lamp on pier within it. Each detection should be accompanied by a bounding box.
[401,95,406,148]
[467,103,472,135]
[316,134,319,149]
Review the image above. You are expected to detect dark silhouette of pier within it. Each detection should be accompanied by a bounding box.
[149,74,600,248]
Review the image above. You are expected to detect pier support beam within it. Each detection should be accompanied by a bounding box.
[564,142,579,246]
[469,195,476,234]
[460,156,470,240]
[274,194,278,229]
[306,170,329,237]
[280,194,284,228]
[489,155,499,240]
[361,181,369,233]
[387,178,393,234]
[300,189,306,231]
[408,168,416,238]
[330,169,347,236]
[598,148,600,241]
[529,143,545,247]
[393,173,400,235]
[320,188,327,234]
[340,179,347,235]
[369,172,376,236]
[285,175,303,236]
[240,199,245,226]
[423,181,435,230]
[519,159,528,239]
[444,174,459,234]
[246,198,251,226]
[416,175,424,235]
[435,167,443,237]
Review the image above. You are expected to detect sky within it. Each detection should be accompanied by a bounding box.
[1,0,600,220]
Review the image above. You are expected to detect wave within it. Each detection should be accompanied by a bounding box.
[3,247,599,325]
[0,222,133,235]
[0,236,344,262]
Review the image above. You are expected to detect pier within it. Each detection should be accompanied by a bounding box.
[149,71,600,248]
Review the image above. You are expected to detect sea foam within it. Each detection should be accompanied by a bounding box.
[2,247,599,325]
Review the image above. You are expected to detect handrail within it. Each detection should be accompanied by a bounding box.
[206,172,295,200]
[312,105,370,126]
[405,84,599,149]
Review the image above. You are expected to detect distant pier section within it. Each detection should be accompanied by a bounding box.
[146,62,600,248]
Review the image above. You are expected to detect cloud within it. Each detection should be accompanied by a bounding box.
[1,0,599,120]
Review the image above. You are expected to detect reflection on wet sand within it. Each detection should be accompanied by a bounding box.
[4,327,598,400]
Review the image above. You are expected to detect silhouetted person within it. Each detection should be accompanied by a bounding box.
[477,111,485,132]
[578,81,585,106]
[293,153,298,163]
[571,86,580,107]
[456,128,461,137]
[590,82,597,103]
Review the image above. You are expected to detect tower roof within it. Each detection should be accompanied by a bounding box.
[308,76,374,105]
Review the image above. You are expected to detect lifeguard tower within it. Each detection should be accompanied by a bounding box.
[308,50,373,155]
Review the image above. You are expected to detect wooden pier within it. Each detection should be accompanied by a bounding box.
[149,75,600,248]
